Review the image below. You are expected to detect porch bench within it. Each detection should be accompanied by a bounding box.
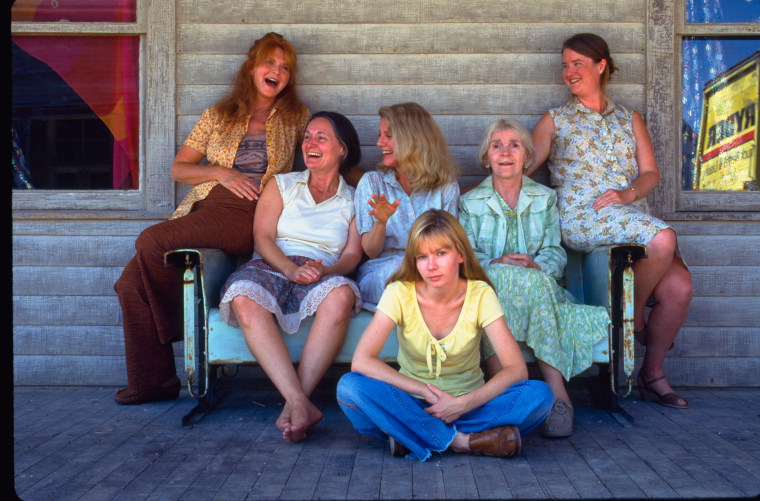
[166,243,645,426]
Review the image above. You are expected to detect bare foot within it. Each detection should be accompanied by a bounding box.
[276,399,323,442]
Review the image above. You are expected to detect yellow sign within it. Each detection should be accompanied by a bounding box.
[697,51,759,191]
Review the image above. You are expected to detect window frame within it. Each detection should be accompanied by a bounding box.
[11,0,176,217]
[648,0,760,218]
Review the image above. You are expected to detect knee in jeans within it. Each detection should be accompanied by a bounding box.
[336,372,362,402]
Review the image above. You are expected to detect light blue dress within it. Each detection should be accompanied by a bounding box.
[354,170,460,310]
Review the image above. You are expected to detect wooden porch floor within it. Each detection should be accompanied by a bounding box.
[13,381,760,500]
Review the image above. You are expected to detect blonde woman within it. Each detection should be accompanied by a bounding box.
[337,210,553,461]
[354,102,460,310]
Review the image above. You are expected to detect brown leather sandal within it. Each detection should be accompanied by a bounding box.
[637,372,688,409]
[469,425,521,458]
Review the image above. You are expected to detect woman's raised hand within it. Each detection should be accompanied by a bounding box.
[367,193,400,223]
[217,168,260,201]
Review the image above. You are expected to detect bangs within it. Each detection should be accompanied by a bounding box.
[415,233,454,254]
[253,41,297,69]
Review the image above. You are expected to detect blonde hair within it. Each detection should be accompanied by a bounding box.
[377,102,459,191]
[216,32,305,122]
[387,209,492,288]
[477,119,535,173]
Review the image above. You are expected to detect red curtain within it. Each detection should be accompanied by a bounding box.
[12,0,139,189]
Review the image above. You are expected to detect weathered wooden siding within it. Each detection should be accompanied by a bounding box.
[12,0,759,386]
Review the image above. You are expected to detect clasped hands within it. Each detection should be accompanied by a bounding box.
[422,383,469,424]
[290,259,326,285]
[490,253,540,270]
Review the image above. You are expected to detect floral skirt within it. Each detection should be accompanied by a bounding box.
[556,189,670,253]
[483,264,609,381]
[219,256,362,334]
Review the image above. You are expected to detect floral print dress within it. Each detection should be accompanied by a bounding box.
[459,177,609,381]
[548,97,670,252]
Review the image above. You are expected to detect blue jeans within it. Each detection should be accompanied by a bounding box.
[336,372,553,461]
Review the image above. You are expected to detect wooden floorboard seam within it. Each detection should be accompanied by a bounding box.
[13,386,760,500]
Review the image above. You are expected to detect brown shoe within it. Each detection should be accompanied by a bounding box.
[469,425,521,458]
[114,376,181,405]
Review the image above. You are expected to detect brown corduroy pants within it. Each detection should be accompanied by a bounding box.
[114,185,257,391]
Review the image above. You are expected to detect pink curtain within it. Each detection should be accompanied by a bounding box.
[12,0,139,189]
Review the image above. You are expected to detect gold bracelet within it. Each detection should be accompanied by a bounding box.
[629,185,638,200]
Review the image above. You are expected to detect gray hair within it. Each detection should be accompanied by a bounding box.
[477,119,535,173]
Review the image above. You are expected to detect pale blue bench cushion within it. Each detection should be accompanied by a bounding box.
[205,308,611,366]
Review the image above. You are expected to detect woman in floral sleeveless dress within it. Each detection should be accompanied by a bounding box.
[531,33,692,409]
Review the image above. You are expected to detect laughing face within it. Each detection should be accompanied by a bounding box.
[302,117,345,172]
[486,128,527,182]
[376,118,398,169]
[251,47,290,100]
[561,48,605,98]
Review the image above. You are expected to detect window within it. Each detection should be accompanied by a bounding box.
[11,0,175,214]
[675,0,760,211]
[12,33,140,190]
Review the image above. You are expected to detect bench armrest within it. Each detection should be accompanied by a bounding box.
[566,243,646,394]
[164,248,240,397]
[164,248,239,312]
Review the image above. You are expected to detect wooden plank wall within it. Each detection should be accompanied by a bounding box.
[12,0,759,386]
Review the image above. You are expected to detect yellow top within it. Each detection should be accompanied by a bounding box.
[377,280,504,396]
[170,104,309,219]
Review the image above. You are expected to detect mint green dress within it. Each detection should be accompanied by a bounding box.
[459,176,609,381]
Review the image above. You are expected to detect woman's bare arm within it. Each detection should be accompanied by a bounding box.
[528,112,555,177]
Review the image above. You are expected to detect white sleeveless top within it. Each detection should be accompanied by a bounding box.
[253,170,355,267]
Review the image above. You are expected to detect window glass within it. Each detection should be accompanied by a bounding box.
[685,0,760,24]
[12,36,140,190]
[681,38,760,191]
[11,0,136,23]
